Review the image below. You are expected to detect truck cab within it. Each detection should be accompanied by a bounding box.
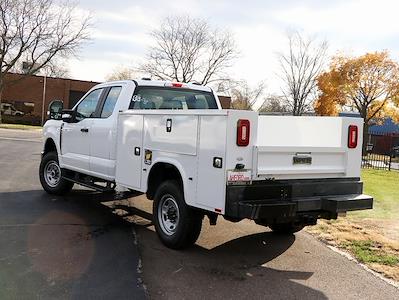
[40,79,373,249]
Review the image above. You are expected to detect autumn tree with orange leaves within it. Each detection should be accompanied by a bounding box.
[315,51,399,152]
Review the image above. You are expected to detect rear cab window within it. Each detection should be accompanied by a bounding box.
[129,87,218,110]
[101,86,122,118]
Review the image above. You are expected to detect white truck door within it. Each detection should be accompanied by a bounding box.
[89,86,122,177]
[61,88,104,172]
[115,114,144,190]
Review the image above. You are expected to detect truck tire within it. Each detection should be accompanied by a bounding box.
[270,222,304,234]
[39,152,74,195]
[153,180,203,249]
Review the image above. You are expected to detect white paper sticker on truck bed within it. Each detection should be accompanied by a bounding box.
[227,170,251,182]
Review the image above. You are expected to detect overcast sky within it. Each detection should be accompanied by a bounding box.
[68,0,399,93]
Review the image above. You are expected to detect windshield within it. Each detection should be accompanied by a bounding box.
[129,87,218,110]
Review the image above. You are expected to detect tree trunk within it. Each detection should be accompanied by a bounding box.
[362,121,369,156]
[0,86,3,124]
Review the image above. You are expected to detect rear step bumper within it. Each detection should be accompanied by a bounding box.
[224,178,373,220]
[235,194,373,220]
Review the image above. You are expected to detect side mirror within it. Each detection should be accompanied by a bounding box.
[61,109,76,123]
[47,100,63,120]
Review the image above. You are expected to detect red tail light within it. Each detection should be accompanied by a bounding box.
[348,125,358,148]
[172,82,183,87]
[237,119,250,146]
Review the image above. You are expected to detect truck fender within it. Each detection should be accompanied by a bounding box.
[146,158,194,207]
[42,121,62,161]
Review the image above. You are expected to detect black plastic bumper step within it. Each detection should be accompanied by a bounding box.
[321,194,373,212]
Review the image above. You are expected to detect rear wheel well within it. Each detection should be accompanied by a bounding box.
[44,138,57,155]
[147,163,183,200]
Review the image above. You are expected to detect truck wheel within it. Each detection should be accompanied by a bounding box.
[270,222,304,234]
[39,152,74,195]
[153,180,203,249]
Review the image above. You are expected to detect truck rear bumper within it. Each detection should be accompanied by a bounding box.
[224,178,373,221]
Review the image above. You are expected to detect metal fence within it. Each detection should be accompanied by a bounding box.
[361,131,399,171]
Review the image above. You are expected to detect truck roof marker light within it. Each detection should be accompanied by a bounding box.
[164,82,184,88]
[237,119,250,146]
[348,125,358,148]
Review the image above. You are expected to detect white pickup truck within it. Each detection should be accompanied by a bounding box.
[40,79,373,249]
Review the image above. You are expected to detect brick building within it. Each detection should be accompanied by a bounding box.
[1,73,98,125]
[1,73,231,125]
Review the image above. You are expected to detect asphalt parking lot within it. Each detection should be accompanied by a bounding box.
[0,128,398,299]
[0,129,145,299]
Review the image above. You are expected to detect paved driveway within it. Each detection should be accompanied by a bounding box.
[0,128,398,299]
[0,129,146,299]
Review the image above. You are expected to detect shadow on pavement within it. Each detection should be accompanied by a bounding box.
[0,189,145,299]
[0,189,327,299]
[88,191,327,300]
[135,219,327,299]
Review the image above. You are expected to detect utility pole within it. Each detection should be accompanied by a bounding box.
[41,74,47,125]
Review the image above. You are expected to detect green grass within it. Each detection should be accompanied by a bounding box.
[350,169,399,219]
[0,123,42,130]
[309,169,399,279]
[343,240,399,266]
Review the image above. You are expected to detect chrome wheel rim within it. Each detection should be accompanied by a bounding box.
[44,160,61,188]
[158,194,180,236]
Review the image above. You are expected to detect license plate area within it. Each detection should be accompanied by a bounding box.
[293,154,312,165]
[227,170,251,184]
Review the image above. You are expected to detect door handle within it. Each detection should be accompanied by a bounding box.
[166,118,172,132]
[80,128,89,133]
[134,147,140,156]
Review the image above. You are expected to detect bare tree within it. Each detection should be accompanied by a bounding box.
[140,15,237,85]
[10,57,69,78]
[0,0,91,123]
[230,80,265,110]
[259,94,288,113]
[278,31,327,116]
[40,60,70,78]
[106,66,137,81]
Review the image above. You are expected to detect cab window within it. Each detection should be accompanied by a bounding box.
[100,86,122,118]
[129,87,218,110]
[75,89,103,121]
